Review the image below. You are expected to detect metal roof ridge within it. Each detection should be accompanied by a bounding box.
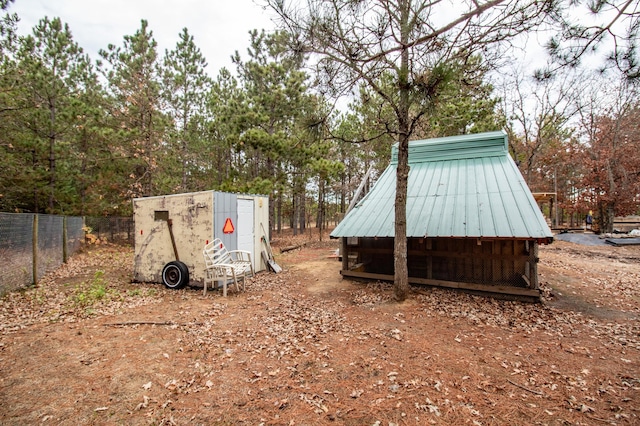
[392,130,507,147]
[391,131,508,164]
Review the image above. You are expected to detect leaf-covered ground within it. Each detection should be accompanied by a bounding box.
[0,235,638,425]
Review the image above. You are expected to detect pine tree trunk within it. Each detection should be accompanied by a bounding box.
[292,190,298,236]
[604,204,615,233]
[48,102,56,213]
[79,130,88,216]
[393,0,411,302]
[300,190,306,234]
[317,178,325,241]
[393,132,410,301]
[340,172,346,214]
[32,149,39,213]
[276,194,282,234]
[181,124,188,191]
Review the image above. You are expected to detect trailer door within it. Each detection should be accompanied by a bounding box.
[237,199,255,270]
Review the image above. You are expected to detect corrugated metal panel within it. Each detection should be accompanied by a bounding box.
[214,192,237,251]
[331,131,552,239]
[391,130,507,164]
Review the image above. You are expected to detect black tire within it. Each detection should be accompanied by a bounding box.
[162,261,189,289]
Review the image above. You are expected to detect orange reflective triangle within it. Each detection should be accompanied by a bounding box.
[223,217,235,234]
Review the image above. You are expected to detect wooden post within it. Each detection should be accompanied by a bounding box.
[492,240,499,283]
[426,238,432,279]
[62,216,68,263]
[32,214,38,286]
[531,243,539,289]
[341,238,348,271]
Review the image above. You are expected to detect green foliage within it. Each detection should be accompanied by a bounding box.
[226,29,338,231]
[543,0,639,80]
[2,2,635,234]
[0,0,17,56]
[98,19,169,207]
[162,27,212,192]
[422,56,504,137]
[71,270,117,308]
[1,16,99,214]
[0,6,506,222]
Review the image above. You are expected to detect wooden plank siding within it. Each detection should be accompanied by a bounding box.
[340,237,540,298]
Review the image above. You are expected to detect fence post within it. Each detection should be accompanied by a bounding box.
[63,216,68,263]
[32,214,38,286]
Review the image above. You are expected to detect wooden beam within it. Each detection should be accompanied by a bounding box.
[340,270,540,298]
[347,246,534,262]
[346,166,374,213]
[280,242,306,253]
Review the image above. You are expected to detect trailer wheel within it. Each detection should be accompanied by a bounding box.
[162,261,189,289]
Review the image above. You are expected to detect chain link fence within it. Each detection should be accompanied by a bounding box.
[0,213,35,295]
[0,213,133,296]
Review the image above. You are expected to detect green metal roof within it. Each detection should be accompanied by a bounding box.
[331,131,553,240]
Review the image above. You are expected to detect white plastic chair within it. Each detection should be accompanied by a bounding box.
[203,238,254,296]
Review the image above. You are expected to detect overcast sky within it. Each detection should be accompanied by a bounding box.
[10,0,277,77]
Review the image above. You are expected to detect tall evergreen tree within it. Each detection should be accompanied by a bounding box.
[330,111,379,214]
[68,52,112,216]
[205,67,246,190]
[420,56,504,137]
[12,17,91,213]
[162,28,212,192]
[232,30,319,232]
[0,0,22,212]
[99,19,168,206]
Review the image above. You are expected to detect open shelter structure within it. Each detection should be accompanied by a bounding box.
[330,131,553,299]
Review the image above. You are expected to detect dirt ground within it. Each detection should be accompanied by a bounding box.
[0,232,638,425]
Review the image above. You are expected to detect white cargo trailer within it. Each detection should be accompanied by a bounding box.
[132,191,269,288]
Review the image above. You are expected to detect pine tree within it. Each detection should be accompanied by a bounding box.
[162,28,212,192]
[99,19,168,205]
[231,30,320,232]
[13,17,91,213]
